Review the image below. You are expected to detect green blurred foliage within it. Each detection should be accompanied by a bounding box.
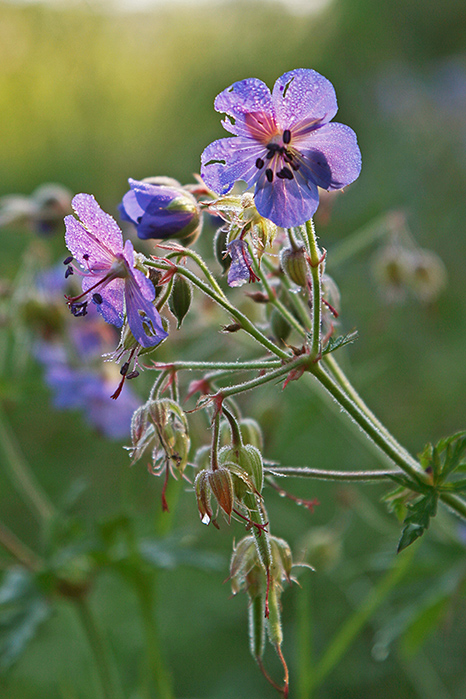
[1,0,466,697]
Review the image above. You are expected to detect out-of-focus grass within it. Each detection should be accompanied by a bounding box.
[1,0,466,697]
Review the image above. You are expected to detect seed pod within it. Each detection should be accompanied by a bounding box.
[280,244,309,287]
[168,275,192,328]
[239,418,264,451]
[208,467,234,521]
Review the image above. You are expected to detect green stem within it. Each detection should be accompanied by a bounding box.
[309,544,416,692]
[0,520,43,571]
[297,574,314,699]
[132,572,175,699]
[0,402,57,525]
[218,355,309,400]
[164,247,227,301]
[74,596,117,699]
[155,275,174,311]
[152,358,281,372]
[311,364,424,483]
[254,261,307,338]
[147,260,291,360]
[264,466,404,482]
[303,220,322,359]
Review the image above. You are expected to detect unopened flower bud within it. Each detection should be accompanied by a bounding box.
[208,467,234,521]
[168,275,192,328]
[195,470,213,525]
[239,418,264,451]
[213,226,231,273]
[280,244,309,287]
[119,177,203,245]
[218,443,264,498]
[126,403,155,464]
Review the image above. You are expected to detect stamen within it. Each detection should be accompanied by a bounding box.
[70,301,88,317]
[265,169,274,183]
[83,254,89,261]
[277,167,293,180]
[63,256,73,265]
[126,370,140,380]
[65,266,74,279]
[283,129,291,144]
[120,361,130,376]
[92,293,103,304]
[255,157,264,169]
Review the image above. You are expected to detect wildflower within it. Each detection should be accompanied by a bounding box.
[201,68,361,228]
[226,239,259,287]
[64,193,167,348]
[119,177,202,245]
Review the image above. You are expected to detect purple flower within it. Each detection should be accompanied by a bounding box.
[226,239,259,287]
[64,194,168,348]
[36,342,139,439]
[119,177,202,245]
[201,69,362,228]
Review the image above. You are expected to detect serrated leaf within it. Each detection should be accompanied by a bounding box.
[321,330,358,356]
[397,490,438,552]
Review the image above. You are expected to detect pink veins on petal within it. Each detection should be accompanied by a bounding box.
[64,193,167,348]
[201,68,362,228]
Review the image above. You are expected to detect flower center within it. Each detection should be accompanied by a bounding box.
[254,131,301,183]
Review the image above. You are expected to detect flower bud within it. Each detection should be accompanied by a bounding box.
[218,444,264,498]
[280,244,309,287]
[168,275,192,328]
[213,226,231,273]
[126,403,155,464]
[147,398,190,474]
[119,177,203,245]
[208,467,234,521]
[239,418,264,451]
[195,470,213,525]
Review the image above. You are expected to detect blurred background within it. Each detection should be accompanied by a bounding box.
[1,0,466,697]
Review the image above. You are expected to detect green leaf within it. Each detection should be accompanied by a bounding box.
[397,490,438,553]
[321,330,358,356]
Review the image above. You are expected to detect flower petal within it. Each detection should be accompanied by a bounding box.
[298,122,362,190]
[83,277,125,327]
[71,193,124,257]
[201,137,263,196]
[272,69,338,133]
[124,272,168,348]
[227,239,255,287]
[254,168,320,228]
[214,78,273,137]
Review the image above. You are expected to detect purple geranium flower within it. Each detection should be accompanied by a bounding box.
[64,194,168,348]
[201,68,362,228]
[119,177,202,244]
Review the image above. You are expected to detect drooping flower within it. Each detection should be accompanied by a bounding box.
[119,177,202,245]
[226,239,259,288]
[64,193,168,348]
[201,68,362,228]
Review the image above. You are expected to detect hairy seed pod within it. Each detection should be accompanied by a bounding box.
[168,275,192,328]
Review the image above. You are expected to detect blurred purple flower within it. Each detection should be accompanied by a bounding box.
[64,193,167,348]
[119,177,202,244]
[201,69,361,228]
[36,341,139,439]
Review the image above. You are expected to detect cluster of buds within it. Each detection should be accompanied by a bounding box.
[230,534,297,697]
[127,398,190,510]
